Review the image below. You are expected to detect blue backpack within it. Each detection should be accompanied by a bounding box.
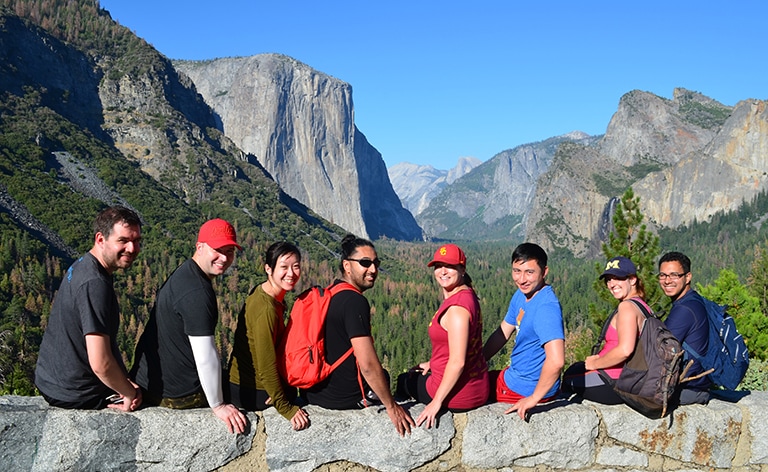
[683,292,749,390]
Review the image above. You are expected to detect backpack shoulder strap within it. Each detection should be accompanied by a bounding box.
[680,293,715,362]
[594,298,653,355]
[597,299,654,389]
[325,281,362,370]
[324,280,368,406]
[593,307,619,355]
[327,280,361,296]
[628,297,653,318]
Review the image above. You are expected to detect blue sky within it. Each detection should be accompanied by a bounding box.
[100,1,766,169]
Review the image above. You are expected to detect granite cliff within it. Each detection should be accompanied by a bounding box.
[0,0,362,316]
[527,88,767,256]
[173,55,422,241]
[634,97,768,229]
[0,2,421,258]
[1,6,284,215]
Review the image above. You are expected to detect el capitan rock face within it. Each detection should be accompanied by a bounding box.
[174,54,422,241]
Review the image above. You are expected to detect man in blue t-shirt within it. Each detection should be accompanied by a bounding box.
[658,252,711,405]
[483,243,565,420]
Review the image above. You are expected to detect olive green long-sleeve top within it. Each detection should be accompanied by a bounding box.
[229,285,299,420]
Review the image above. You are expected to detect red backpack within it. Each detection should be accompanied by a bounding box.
[277,282,360,388]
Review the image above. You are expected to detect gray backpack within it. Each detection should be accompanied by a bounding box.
[597,298,684,418]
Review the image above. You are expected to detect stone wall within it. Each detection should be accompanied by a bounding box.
[1,391,764,471]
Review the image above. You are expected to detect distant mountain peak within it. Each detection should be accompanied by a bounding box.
[559,130,591,140]
[448,157,483,183]
[388,157,483,217]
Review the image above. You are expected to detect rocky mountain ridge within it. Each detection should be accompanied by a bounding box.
[3,1,766,259]
[407,88,766,255]
[414,132,599,241]
[528,89,767,256]
[635,97,767,228]
[0,2,420,260]
[0,3,352,268]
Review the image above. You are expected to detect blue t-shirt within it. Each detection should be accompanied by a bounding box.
[502,285,564,398]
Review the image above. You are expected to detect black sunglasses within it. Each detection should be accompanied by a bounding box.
[346,258,381,269]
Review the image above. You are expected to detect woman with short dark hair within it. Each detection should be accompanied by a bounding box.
[228,242,309,430]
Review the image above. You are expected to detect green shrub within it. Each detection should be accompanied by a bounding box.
[735,358,768,391]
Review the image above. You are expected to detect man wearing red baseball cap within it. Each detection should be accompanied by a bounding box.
[132,218,247,434]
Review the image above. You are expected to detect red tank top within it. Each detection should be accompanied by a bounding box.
[426,288,489,409]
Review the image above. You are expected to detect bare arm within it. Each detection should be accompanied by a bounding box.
[504,338,564,419]
[417,306,470,428]
[85,333,140,411]
[351,336,415,436]
[483,320,516,361]
[189,335,247,434]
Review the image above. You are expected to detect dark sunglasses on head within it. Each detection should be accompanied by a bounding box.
[347,258,381,269]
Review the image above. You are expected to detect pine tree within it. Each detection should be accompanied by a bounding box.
[699,269,767,360]
[748,241,768,316]
[590,188,662,327]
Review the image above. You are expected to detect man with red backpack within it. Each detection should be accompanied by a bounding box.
[300,234,414,436]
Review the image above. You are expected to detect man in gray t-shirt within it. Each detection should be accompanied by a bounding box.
[35,206,142,411]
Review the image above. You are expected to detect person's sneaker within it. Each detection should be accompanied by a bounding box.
[357,389,383,408]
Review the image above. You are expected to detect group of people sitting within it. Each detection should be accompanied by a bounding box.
[34,205,714,437]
